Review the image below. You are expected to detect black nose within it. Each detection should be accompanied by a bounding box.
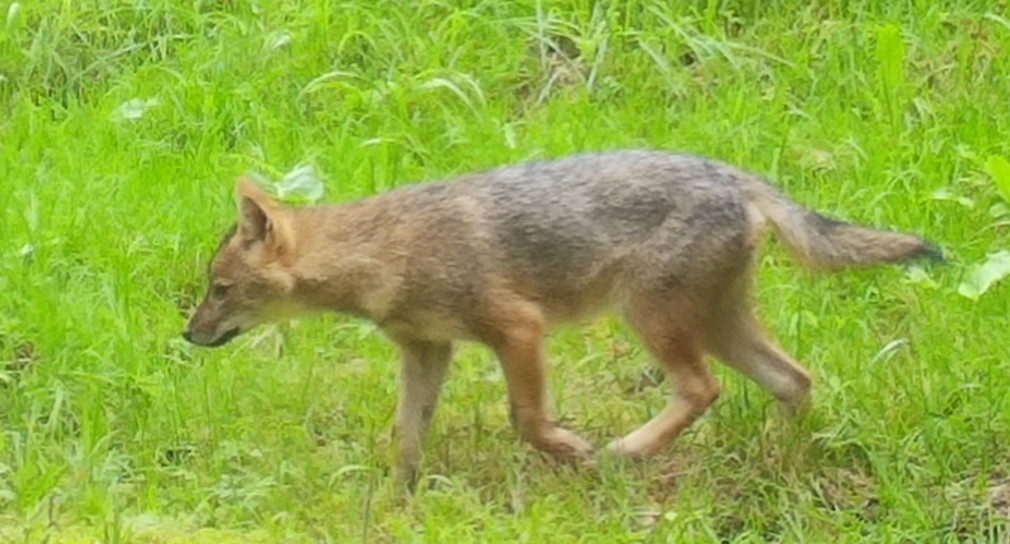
[182,331,193,343]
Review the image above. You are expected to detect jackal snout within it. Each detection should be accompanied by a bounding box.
[182,299,243,347]
[181,276,249,346]
[181,325,240,346]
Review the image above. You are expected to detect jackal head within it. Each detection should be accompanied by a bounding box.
[183,179,299,347]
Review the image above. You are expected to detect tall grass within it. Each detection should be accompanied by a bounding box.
[1,1,1008,541]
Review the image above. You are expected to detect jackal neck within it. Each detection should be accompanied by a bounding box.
[284,204,405,322]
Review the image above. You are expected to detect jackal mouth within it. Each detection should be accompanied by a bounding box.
[206,327,241,347]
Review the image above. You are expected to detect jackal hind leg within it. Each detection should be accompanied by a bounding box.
[607,300,720,457]
[703,275,812,416]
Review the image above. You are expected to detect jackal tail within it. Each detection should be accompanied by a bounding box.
[745,177,943,268]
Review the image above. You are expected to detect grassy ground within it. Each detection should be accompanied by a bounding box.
[2,0,1009,542]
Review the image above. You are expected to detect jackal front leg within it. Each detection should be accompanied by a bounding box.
[393,339,452,489]
[491,317,593,461]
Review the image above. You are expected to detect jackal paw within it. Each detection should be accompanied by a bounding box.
[394,461,420,493]
[604,433,658,459]
[534,426,594,461]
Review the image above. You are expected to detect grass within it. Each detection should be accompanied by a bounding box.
[1,0,1009,541]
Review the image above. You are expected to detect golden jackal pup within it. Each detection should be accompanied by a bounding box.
[183,150,939,485]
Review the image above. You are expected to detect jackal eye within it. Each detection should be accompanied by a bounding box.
[211,284,232,301]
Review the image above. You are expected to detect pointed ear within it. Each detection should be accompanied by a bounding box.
[234,177,296,262]
[236,177,273,243]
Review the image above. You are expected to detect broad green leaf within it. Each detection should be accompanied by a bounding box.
[957,250,1010,300]
[274,164,324,204]
[111,97,160,121]
[985,155,1010,203]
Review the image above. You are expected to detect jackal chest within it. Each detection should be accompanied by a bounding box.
[378,309,474,343]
